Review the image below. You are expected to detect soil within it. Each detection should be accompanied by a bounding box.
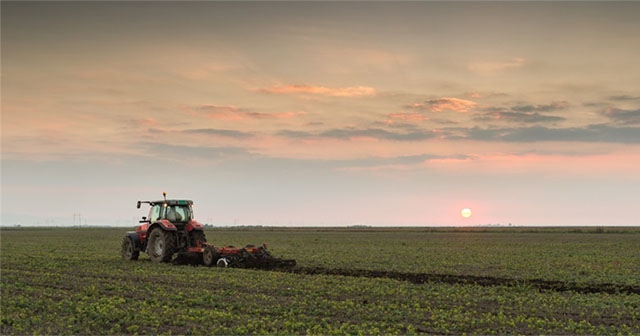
[283,266,640,295]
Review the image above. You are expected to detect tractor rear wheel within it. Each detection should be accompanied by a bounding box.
[121,236,139,260]
[147,229,176,263]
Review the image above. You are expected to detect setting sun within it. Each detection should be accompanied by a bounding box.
[461,208,472,218]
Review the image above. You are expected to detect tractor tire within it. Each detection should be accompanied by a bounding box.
[121,236,139,261]
[202,246,218,267]
[147,228,176,263]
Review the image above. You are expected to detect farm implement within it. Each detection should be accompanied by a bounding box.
[121,193,296,269]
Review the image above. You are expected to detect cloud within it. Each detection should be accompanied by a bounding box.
[510,101,569,113]
[260,84,376,97]
[245,111,307,119]
[279,123,640,144]
[603,107,640,125]
[609,95,640,101]
[474,111,565,124]
[461,124,640,143]
[127,118,159,128]
[475,101,568,124]
[276,130,315,139]
[192,105,305,120]
[385,112,430,123]
[182,128,254,139]
[277,127,438,141]
[468,58,526,74]
[406,97,477,113]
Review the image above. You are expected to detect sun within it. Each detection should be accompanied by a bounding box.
[461,208,472,218]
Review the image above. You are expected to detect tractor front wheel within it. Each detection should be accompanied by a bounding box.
[203,246,218,267]
[147,229,176,263]
[121,236,139,261]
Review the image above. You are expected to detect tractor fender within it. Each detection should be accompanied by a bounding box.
[125,232,143,251]
[154,220,178,231]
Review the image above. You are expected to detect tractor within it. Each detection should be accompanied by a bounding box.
[121,193,295,268]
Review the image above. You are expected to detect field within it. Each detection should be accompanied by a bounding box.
[1,227,639,335]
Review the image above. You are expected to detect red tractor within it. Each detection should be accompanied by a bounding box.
[121,193,295,268]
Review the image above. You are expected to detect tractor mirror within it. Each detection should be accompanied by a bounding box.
[137,201,141,209]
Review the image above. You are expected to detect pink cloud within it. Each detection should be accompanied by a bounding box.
[260,84,376,97]
[408,97,477,113]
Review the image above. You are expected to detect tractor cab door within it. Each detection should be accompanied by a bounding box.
[148,204,164,223]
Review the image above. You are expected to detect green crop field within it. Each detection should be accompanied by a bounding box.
[2,227,639,335]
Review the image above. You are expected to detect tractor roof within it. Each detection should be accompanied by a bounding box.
[151,200,193,206]
[137,199,193,208]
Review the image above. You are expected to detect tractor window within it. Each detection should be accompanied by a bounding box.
[149,205,163,222]
[180,206,192,221]
[166,205,192,222]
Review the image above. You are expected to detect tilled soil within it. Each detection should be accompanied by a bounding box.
[172,255,640,295]
[282,266,640,295]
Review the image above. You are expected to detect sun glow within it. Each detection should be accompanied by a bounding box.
[461,208,472,218]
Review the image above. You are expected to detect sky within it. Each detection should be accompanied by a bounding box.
[2,1,639,227]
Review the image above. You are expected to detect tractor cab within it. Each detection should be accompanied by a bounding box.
[148,201,192,223]
[138,199,193,225]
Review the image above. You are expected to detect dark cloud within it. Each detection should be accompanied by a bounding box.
[193,104,305,120]
[475,101,568,124]
[277,120,640,144]
[510,101,569,112]
[583,101,609,108]
[276,130,314,138]
[461,124,640,143]
[182,128,254,138]
[474,111,565,123]
[196,104,246,113]
[602,108,640,125]
[277,127,439,141]
[405,97,476,113]
[321,128,395,140]
[320,128,438,141]
[609,95,640,101]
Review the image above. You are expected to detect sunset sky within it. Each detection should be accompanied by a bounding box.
[2,1,639,226]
